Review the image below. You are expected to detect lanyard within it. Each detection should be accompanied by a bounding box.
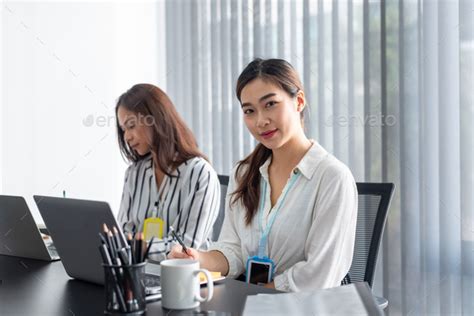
[148,175,168,219]
[150,201,159,218]
[257,172,300,258]
[144,177,168,239]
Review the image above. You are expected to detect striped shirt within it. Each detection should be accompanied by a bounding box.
[118,154,220,250]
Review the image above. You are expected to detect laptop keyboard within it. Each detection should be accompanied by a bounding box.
[144,274,161,288]
[144,274,161,299]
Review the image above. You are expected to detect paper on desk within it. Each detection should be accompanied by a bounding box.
[243,283,371,316]
[199,271,222,283]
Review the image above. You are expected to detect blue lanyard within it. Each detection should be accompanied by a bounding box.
[257,172,300,258]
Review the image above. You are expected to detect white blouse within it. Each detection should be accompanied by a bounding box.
[209,141,358,292]
[118,155,220,250]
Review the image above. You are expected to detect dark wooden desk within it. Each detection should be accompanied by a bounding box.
[0,255,277,315]
[0,255,382,315]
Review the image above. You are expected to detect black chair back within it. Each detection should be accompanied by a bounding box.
[343,182,395,287]
[212,175,229,241]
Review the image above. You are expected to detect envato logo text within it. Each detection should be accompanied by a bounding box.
[325,114,397,127]
[82,113,156,128]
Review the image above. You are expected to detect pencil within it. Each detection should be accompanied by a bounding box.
[136,232,144,263]
[103,224,116,259]
[112,226,122,249]
[99,244,127,312]
[98,232,108,248]
[126,233,133,264]
[108,231,117,260]
[169,226,189,256]
[143,236,155,260]
[138,233,145,263]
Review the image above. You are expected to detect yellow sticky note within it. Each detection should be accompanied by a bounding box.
[199,271,222,284]
[143,217,164,240]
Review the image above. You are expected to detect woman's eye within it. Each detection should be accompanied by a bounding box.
[243,109,253,115]
[266,101,277,107]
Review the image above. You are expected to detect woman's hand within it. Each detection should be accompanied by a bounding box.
[168,248,230,276]
[167,245,200,261]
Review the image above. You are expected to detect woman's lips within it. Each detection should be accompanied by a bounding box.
[260,129,277,139]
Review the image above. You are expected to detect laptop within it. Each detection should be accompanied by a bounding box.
[33,195,161,300]
[0,195,60,261]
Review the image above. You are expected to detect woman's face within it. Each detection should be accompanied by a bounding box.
[240,78,305,150]
[117,106,154,156]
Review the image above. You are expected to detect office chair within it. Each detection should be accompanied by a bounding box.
[212,175,230,241]
[342,182,395,310]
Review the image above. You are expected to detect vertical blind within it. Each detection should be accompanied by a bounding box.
[164,0,473,314]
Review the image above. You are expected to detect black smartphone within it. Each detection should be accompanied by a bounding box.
[246,259,272,285]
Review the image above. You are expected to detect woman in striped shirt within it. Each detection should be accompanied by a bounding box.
[115,83,220,250]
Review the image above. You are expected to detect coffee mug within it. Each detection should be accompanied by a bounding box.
[160,259,214,310]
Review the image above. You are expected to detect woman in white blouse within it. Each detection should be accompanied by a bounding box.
[169,59,358,291]
[116,83,220,250]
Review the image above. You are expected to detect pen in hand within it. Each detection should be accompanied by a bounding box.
[169,226,189,256]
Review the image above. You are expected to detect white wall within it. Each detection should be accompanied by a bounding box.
[1,1,166,222]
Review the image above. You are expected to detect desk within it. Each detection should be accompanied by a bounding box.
[0,255,382,315]
[0,255,277,315]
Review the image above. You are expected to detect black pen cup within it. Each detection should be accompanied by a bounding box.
[103,262,147,315]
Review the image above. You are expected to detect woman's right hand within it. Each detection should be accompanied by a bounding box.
[167,245,200,261]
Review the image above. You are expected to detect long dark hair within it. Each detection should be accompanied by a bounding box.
[232,58,305,225]
[115,83,206,176]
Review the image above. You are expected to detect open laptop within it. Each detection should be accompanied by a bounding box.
[33,195,161,300]
[0,195,60,261]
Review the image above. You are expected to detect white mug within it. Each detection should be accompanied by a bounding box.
[160,259,214,310]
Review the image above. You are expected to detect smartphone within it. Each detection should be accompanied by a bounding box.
[246,258,273,285]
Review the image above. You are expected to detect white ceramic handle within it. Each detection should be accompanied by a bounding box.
[194,269,214,303]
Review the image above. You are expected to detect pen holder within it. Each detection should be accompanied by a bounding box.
[103,262,147,315]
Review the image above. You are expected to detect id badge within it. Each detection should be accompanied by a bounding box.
[143,217,164,240]
[245,256,275,285]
